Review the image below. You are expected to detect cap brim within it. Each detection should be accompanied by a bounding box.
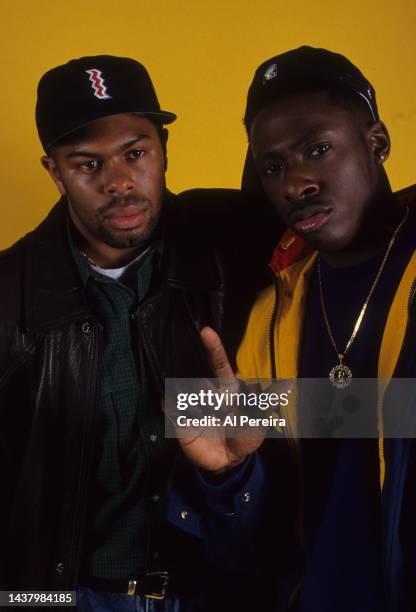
[138,110,177,124]
[45,108,177,151]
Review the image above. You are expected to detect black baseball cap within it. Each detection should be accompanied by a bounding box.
[244,45,379,128]
[36,55,177,152]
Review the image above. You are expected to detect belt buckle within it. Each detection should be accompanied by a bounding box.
[127,580,137,596]
[145,571,169,600]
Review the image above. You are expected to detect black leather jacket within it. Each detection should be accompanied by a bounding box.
[0,192,236,590]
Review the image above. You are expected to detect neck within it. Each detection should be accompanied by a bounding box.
[320,193,406,268]
[78,241,144,269]
[319,243,387,268]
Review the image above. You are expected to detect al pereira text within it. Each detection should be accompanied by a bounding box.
[176,414,287,428]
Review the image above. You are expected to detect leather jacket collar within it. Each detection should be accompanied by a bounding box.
[23,194,223,332]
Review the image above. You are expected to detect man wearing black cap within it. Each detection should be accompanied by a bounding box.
[0,55,277,610]
[240,46,416,611]
[177,47,416,611]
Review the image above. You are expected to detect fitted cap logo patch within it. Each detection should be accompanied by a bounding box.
[263,63,278,84]
[85,69,112,100]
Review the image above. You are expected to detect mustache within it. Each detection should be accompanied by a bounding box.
[97,195,149,216]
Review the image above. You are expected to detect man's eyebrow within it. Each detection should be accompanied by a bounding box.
[292,126,335,150]
[254,126,336,161]
[65,134,151,159]
[118,134,150,152]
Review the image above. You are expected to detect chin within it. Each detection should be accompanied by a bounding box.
[313,220,356,251]
[317,234,357,254]
[96,227,150,250]
[114,235,151,250]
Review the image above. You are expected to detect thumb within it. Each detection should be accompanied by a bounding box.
[200,326,236,380]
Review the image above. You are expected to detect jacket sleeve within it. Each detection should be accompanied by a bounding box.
[167,439,301,609]
[167,452,267,571]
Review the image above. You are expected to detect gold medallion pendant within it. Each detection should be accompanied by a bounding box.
[329,364,352,389]
[318,206,409,390]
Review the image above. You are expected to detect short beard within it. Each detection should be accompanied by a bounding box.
[93,213,160,250]
[69,193,163,251]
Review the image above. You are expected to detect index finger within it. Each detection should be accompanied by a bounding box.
[200,326,236,381]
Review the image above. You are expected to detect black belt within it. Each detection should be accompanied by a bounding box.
[80,571,169,600]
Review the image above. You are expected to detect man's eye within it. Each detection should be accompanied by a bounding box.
[310,144,332,158]
[263,161,283,177]
[127,149,145,160]
[80,160,100,171]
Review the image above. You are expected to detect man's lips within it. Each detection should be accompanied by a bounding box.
[104,205,148,230]
[290,207,332,234]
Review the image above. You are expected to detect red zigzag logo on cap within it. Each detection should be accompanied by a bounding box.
[85,69,112,100]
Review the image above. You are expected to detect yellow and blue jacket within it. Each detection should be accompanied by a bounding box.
[236,184,416,611]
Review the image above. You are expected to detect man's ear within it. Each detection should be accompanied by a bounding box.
[367,121,391,164]
[160,128,169,172]
[41,155,67,196]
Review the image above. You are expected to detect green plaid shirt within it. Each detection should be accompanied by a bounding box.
[67,221,164,580]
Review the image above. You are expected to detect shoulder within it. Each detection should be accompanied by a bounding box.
[176,187,280,231]
[0,235,26,268]
[0,199,66,323]
[174,187,282,281]
[394,184,416,208]
[0,236,27,321]
[177,188,247,217]
[393,184,416,238]
[176,187,281,241]
[0,237,30,375]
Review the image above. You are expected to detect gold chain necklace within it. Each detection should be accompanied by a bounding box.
[318,207,409,389]
[79,250,100,267]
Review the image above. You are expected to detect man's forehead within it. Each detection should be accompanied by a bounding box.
[255,90,347,124]
[250,92,355,142]
[55,113,157,150]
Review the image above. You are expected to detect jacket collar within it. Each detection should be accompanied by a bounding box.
[269,228,313,275]
[24,199,90,331]
[23,194,222,332]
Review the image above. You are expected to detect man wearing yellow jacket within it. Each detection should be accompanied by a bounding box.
[237,46,416,612]
[177,47,416,611]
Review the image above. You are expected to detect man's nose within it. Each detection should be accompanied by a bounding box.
[284,165,319,202]
[102,162,135,197]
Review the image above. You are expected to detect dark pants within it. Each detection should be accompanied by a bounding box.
[76,587,181,612]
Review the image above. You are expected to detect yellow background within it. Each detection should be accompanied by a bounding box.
[1,0,415,248]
